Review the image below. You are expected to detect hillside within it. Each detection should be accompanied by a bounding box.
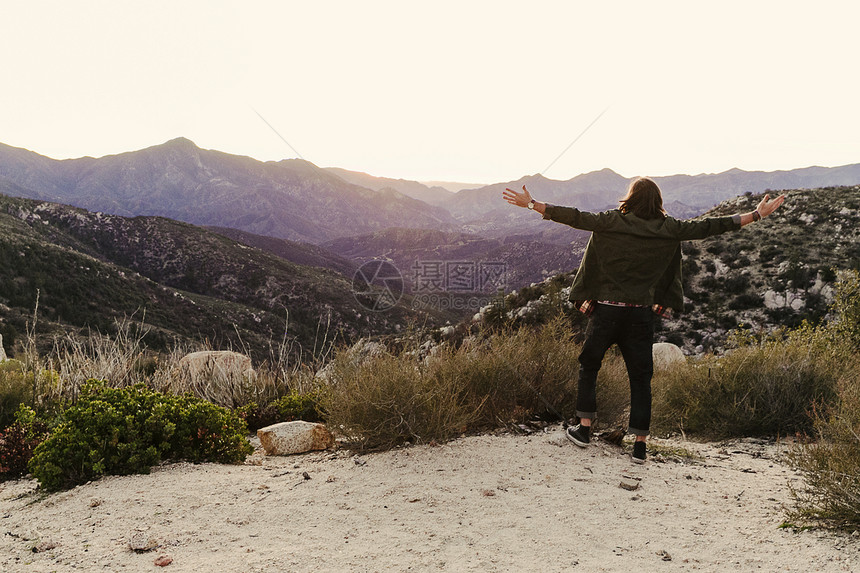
[0,194,436,360]
[666,185,860,353]
[466,185,860,354]
[206,226,359,278]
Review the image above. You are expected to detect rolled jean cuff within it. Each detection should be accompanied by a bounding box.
[576,410,596,420]
[629,426,649,437]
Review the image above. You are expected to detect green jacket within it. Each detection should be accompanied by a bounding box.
[543,205,741,312]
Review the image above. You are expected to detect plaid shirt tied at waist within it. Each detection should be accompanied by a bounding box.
[575,300,672,319]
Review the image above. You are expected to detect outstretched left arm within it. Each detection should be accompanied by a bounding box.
[738,193,786,227]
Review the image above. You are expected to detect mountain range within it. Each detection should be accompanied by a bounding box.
[0,139,458,244]
[1,138,859,354]
[3,138,859,247]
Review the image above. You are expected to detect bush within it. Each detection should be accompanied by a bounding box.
[236,401,281,432]
[0,405,49,478]
[831,270,860,348]
[782,270,860,530]
[236,390,323,432]
[0,360,61,430]
[728,293,763,311]
[272,389,323,423]
[651,325,849,439]
[787,376,860,529]
[319,318,632,451]
[28,381,252,491]
[319,349,478,451]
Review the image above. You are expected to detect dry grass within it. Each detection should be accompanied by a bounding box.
[650,325,849,439]
[787,375,860,530]
[319,317,634,451]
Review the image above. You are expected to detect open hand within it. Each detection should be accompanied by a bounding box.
[756,193,786,218]
[502,185,533,208]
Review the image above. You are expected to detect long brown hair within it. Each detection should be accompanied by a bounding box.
[618,177,667,220]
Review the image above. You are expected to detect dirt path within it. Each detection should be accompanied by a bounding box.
[2,430,857,572]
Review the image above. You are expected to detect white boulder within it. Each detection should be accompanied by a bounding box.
[257,421,335,456]
[652,342,685,369]
[0,334,6,362]
[174,350,254,407]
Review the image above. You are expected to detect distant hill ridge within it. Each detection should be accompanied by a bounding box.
[0,139,458,244]
[1,139,857,246]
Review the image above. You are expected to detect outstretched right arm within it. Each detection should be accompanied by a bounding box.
[502,185,547,215]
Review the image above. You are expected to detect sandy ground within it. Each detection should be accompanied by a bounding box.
[1,429,858,573]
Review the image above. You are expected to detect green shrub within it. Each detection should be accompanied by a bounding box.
[166,394,254,464]
[272,389,323,423]
[787,376,860,529]
[235,401,281,432]
[236,388,323,432]
[0,405,49,478]
[28,381,252,491]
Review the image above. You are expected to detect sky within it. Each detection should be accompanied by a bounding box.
[1,1,858,184]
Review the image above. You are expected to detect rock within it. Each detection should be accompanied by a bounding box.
[257,421,335,456]
[128,532,158,553]
[172,351,254,407]
[31,541,58,553]
[652,342,685,369]
[154,555,173,567]
[0,334,6,361]
[546,430,569,447]
[619,478,640,491]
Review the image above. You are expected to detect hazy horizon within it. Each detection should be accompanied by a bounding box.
[7,136,857,189]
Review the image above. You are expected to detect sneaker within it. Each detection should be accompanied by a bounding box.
[566,424,591,447]
[632,441,647,464]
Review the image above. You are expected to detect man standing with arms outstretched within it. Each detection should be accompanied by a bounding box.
[503,178,785,463]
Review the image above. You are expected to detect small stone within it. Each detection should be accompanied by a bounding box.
[32,541,58,553]
[128,532,158,553]
[619,478,640,491]
[89,498,103,508]
[302,471,311,480]
[658,549,672,561]
[154,555,173,567]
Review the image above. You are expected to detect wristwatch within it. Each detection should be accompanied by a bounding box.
[527,199,536,210]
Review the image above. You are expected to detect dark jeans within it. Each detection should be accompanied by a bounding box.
[576,304,654,436]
